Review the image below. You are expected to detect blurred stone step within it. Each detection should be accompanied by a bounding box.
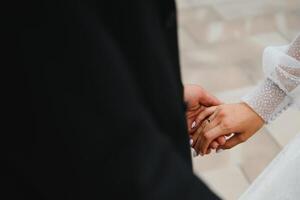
[196,165,249,200]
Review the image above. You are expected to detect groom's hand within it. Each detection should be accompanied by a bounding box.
[184,84,221,133]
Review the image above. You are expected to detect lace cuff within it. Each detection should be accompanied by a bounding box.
[242,79,292,123]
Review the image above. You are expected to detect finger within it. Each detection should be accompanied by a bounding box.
[217,136,226,145]
[194,120,208,155]
[192,120,208,154]
[198,112,221,153]
[200,90,222,106]
[191,122,204,147]
[197,116,216,154]
[192,137,200,156]
[193,113,218,154]
[208,136,225,150]
[219,134,243,150]
[193,136,202,155]
[187,117,196,134]
[189,120,200,135]
[187,106,206,133]
[194,106,217,128]
[200,125,231,155]
[187,119,196,135]
[201,108,220,132]
[191,122,205,150]
[209,141,219,149]
[192,128,207,156]
[206,148,212,155]
[201,117,220,136]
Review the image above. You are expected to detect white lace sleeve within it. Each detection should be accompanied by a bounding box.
[242,34,300,123]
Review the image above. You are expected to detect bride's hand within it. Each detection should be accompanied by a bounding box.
[194,103,264,155]
[190,106,226,156]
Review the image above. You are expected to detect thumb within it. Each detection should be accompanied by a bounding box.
[200,92,222,107]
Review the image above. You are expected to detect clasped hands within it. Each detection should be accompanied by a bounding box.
[184,84,264,156]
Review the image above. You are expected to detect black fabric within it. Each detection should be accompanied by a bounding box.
[5,1,220,199]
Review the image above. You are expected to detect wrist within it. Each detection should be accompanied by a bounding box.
[242,79,292,123]
[239,102,265,125]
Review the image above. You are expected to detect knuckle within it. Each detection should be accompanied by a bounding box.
[218,137,226,145]
[218,110,225,118]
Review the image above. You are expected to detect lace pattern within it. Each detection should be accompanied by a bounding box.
[242,79,292,123]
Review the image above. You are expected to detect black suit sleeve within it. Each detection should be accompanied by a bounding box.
[18,3,220,200]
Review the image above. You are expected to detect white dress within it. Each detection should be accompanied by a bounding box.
[239,35,300,200]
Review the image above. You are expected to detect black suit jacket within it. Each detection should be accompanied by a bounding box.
[6,1,220,199]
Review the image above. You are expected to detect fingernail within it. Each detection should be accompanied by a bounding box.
[191,121,196,129]
[189,139,193,145]
[225,133,234,140]
[216,149,224,154]
[192,148,197,157]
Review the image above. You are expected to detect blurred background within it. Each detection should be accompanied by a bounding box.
[176,0,300,199]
